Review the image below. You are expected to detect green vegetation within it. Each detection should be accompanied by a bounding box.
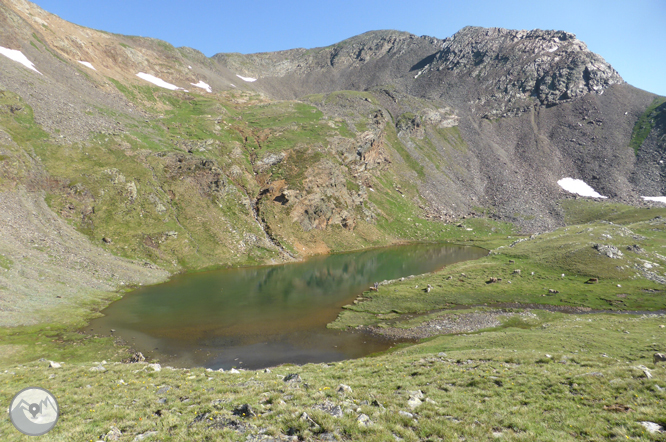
[332,200,666,330]
[0,254,12,270]
[31,32,43,45]
[630,97,666,154]
[1,313,665,441]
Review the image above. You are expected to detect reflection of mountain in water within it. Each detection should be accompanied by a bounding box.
[88,243,486,368]
[121,244,484,319]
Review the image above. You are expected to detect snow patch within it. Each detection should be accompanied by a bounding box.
[190,80,212,93]
[546,45,559,52]
[557,178,607,198]
[0,46,41,74]
[78,61,96,70]
[642,196,666,203]
[236,74,257,82]
[136,72,185,91]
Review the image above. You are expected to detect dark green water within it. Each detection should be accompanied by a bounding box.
[88,243,486,369]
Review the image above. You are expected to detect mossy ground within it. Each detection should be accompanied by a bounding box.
[1,313,665,441]
[331,201,666,330]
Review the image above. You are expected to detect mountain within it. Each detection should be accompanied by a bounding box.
[0,0,664,326]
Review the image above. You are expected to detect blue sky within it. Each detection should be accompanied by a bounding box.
[30,0,665,96]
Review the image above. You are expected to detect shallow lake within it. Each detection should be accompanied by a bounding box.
[87,243,487,369]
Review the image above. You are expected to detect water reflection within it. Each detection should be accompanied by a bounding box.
[88,243,486,369]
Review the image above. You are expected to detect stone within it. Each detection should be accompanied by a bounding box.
[654,353,666,364]
[133,431,158,441]
[126,352,145,363]
[105,426,122,441]
[336,384,352,395]
[90,364,106,372]
[48,361,61,369]
[102,237,112,244]
[300,412,321,431]
[147,363,161,372]
[283,373,302,383]
[636,365,653,379]
[585,278,599,284]
[229,368,240,374]
[314,400,343,418]
[513,269,521,275]
[232,403,255,418]
[407,396,422,409]
[156,385,171,394]
[639,422,664,434]
[356,413,371,426]
[593,244,623,259]
[399,411,414,418]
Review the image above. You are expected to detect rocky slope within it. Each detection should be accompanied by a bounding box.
[0,0,665,324]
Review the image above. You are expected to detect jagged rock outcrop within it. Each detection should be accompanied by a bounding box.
[419,27,624,117]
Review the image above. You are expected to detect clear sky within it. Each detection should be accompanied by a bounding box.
[29,0,665,96]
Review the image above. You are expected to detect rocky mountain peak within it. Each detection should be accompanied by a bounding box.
[419,26,624,117]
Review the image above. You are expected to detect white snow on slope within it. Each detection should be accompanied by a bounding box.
[190,80,212,93]
[557,178,607,198]
[642,196,666,203]
[136,72,186,91]
[236,74,257,82]
[0,46,41,74]
[78,61,96,70]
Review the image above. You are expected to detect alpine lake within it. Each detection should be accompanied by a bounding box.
[87,243,487,369]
